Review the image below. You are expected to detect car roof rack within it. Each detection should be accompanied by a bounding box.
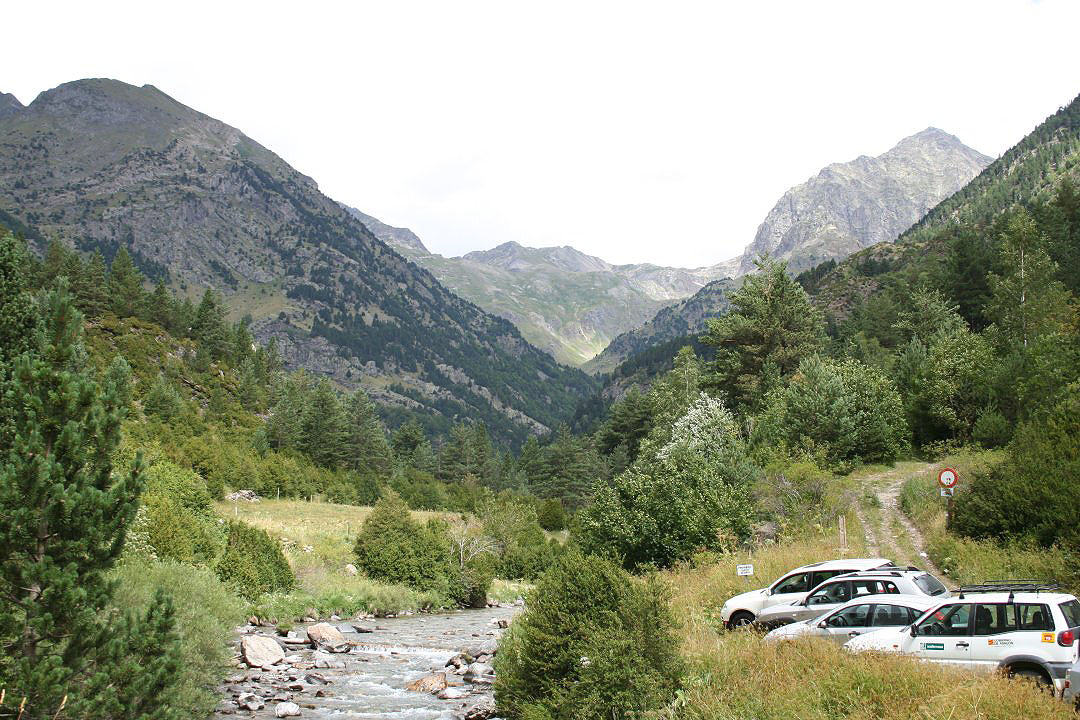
[956,580,1061,600]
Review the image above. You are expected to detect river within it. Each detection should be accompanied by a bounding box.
[215,605,520,719]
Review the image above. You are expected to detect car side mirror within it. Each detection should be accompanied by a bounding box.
[818,620,828,629]
[909,625,917,638]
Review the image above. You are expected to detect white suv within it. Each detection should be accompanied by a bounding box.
[719,558,894,629]
[846,582,1080,698]
[765,595,939,645]
[755,567,949,628]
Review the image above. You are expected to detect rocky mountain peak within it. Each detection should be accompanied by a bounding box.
[0,92,24,120]
[734,128,992,275]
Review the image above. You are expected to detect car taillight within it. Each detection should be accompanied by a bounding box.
[1058,629,1075,647]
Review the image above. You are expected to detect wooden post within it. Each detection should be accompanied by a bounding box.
[838,515,848,555]
[946,494,955,530]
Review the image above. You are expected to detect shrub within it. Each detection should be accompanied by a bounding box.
[353,491,455,597]
[536,499,567,531]
[215,521,296,600]
[972,407,1012,448]
[953,385,1080,550]
[111,558,243,717]
[143,373,185,421]
[494,552,682,719]
[135,462,224,565]
[480,494,560,580]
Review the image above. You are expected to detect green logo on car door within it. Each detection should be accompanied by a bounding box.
[921,643,945,651]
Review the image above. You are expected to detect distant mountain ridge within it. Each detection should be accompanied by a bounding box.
[344,209,739,365]
[0,78,595,446]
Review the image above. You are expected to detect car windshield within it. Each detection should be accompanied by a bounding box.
[913,573,948,596]
[1059,599,1080,628]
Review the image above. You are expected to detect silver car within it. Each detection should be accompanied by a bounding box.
[765,595,938,644]
[755,567,949,628]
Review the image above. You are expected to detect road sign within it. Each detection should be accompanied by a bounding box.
[736,564,754,577]
[938,468,959,489]
[940,487,954,497]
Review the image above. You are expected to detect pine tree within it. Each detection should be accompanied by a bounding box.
[77,250,109,317]
[191,288,229,360]
[392,419,435,472]
[345,389,392,478]
[265,373,309,452]
[986,210,1072,349]
[702,255,824,412]
[0,281,179,718]
[301,377,350,469]
[0,231,39,365]
[107,247,146,318]
[148,279,174,331]
[438,422,474,482]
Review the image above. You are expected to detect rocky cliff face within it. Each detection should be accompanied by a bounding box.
[735,128,991,275]
[0,79,595,445]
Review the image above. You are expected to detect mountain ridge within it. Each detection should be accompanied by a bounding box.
[0,78,596,446]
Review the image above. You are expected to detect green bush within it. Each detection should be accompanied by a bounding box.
[215,521,296,600]
[111,558,243,717]
[536,499,568,531]
[494,552,682,719]
[972,407,1012,448]
[135,462,224,565]
[143,373,185,422]
[953,385,1080,550]
[354,491,455,597]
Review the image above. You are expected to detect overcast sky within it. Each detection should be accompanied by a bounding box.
[5,1,1079,267]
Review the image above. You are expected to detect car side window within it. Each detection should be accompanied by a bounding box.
[884,581,899,594]
[852,580,884,597]
[772,572,810,594]
[872,604,914,627]
[1016,603,1053,631]
[809,582,850,605]
[916,604,971,636]
[811,570,844,588]
[973,603,1017,636]
[826,604,871,628]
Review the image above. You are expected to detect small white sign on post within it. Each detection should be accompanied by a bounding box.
[940,487,955,497]
[736,564,754,577]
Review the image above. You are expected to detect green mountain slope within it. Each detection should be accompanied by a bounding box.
[0,78,596,446]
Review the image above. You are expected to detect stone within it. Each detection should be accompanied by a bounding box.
[437,687,470,700]
[304,672,330,685]
[405,672,447,694]
[306,623,348,652]
[241,635,285,669]
[463,662,494,684]
[336,623,356,634]
[344,563,358,576]
[463,698,497,720]
[274,701,302,717]
[237,693,264,711]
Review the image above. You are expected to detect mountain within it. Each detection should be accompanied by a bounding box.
[0,78,596,446]
[734,128,991,276]
[810,92,1080,319]
[583,128,991,375]
[0,93,23,120]
[343,215,739,365]
[582,278,736,375]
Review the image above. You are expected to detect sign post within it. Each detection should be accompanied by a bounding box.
[736,564,754,588]
[938,468,959,529]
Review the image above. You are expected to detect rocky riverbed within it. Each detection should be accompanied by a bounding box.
[214,605,520,719]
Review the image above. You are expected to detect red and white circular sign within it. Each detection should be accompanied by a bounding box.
[938,468,959,489]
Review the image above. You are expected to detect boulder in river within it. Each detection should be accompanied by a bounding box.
[462,699,496,720]
[307,623,348,652]
[274,701,302,717]
[463,662,494,684]
[241,635,285,669]
[437,687,470,700]
[406,672,448,694]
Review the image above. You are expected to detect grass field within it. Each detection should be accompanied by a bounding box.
[215,498,533,619]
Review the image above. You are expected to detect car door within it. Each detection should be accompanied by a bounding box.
[871,603,920,632]
[1012,602,1056,661]
[820,603,873,644]
[907,603,974,668]
[797,581,852,621]
[970,602,1018,673]
[766,571,813,610]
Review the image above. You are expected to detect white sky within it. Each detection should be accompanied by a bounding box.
[5,1,1079,267]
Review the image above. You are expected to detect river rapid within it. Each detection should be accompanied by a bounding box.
[215,605,520,719]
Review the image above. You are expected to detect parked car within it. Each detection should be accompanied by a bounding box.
[719,558,894,629]
[845,582,1080,699]
[754,567,949,629]
[765,595,938,644]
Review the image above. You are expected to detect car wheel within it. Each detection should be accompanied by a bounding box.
[1007,667,1053,691]
[728,611,755,629]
